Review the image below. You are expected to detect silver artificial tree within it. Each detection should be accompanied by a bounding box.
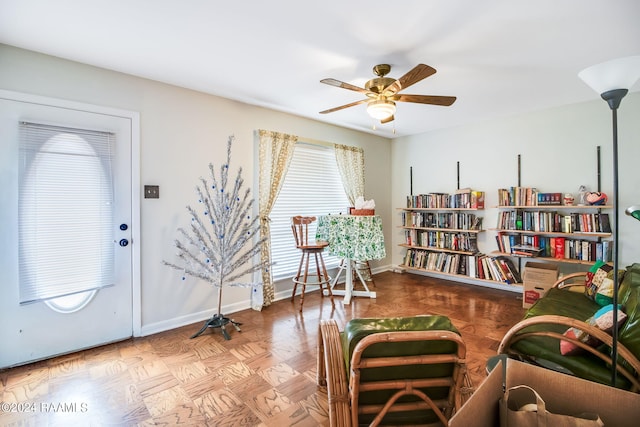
[164,135,268,339]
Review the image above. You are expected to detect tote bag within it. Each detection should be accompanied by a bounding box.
[499,385,603,427]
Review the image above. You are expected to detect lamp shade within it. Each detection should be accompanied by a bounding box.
[626,206,640,222]
[367,99,396,120]
[578,55,640,94]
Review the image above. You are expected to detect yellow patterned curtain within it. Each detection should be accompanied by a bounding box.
[334,144,365,205]
[257,130,297,306]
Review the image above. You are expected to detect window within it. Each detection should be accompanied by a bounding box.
[19,122,115,309]
[269,142,350,280]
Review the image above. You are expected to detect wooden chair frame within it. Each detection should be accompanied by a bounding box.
[291,216,334,311]
[317,319,474,426]
[498,272,640,392]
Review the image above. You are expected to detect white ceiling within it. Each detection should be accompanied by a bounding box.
[1,0,639,138]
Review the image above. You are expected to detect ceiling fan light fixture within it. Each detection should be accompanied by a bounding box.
[367,99,396,120]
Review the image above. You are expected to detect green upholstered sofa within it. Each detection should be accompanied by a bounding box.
[498,263,640,391]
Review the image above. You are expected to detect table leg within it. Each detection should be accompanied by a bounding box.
[344,257,353,305]
[326,258,377,303]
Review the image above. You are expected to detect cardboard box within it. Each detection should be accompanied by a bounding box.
[450,358,640,427]
[522,261,558,308]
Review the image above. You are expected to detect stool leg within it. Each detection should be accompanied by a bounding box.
[291,252,305,302]
[313,252,323,296]
[299,252,311,311]
[365,261,375,287]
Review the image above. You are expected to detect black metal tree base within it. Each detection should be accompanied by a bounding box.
[190,313,242,340]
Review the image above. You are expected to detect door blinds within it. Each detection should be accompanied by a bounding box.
[18,122,115,304]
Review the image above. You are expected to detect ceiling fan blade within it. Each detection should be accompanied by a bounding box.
[384,64,437,95]
[381,115,395,124]
[395,94,457,106]
[319,99,368,114]
[320,78,371,95]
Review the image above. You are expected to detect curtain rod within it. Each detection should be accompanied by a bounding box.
[297,136,336,148]
[255,129,336,148]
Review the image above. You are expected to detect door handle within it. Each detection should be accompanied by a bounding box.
[118,239,129,247]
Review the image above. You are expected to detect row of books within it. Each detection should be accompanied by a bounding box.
[497,187,565,206]
[496,210,611,234]
[496,232,612,262]
[497,187,539,207]
[401,211,483,230]
[404,230,479,252]
[403,249,522,284]
[406,189,485,209]
[403,249,465,275]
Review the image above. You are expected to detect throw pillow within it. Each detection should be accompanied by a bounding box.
[560,304,627,356]
[560,327,598,356]
[593,304,628,333]
[585,263,617,306]
[584,261,605,297]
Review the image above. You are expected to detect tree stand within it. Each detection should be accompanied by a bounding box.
[191,313,242,340]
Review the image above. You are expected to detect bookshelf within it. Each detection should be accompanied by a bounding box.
[492,201,613,266]
[398,189,523,289]
[490,149,613,273]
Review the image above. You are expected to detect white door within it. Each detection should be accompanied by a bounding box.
[0,92,135,368]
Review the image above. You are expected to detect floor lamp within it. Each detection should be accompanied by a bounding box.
[579,55,640,386]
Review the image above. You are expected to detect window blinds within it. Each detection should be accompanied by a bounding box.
[269,142,350,279]
[18,122,115,304]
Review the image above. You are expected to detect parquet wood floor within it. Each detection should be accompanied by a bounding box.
[0,271,525,426]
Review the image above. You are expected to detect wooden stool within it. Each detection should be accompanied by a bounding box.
[291,216,335,311]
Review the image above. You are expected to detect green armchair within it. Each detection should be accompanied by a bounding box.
[317,316,474,426]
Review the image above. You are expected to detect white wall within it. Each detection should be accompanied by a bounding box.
[0,45,392,335]
[392,93,640,275]
[3,43,639,337]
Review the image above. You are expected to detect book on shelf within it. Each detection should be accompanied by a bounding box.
[485,257,503,282]
[497,210,612,235]
[406,190,485,210]
[497,256,522,283]
[554,237,565,259]
[470,191,485,209]
[537,192,562,206]
[403,249,496,278]
[474,254,522,284]
[507,235,612,263]
[602,240,611,263]
[510,245,543,257]
[497,186,539,207]
[582,240,591,261]
[569,212,611,233]
[467,256,476,278]
[598,213,611,233]
[405,229,480,253]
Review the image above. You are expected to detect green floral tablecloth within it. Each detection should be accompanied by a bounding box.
[316,215,386,261]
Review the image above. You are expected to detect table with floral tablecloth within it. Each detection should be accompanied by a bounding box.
[316,214,385,303]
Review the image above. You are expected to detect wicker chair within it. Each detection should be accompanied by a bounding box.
[317,316,474,426]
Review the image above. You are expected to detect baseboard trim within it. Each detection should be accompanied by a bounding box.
[139,265,394,337]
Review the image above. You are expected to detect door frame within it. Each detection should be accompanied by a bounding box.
[0,89,142,337]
